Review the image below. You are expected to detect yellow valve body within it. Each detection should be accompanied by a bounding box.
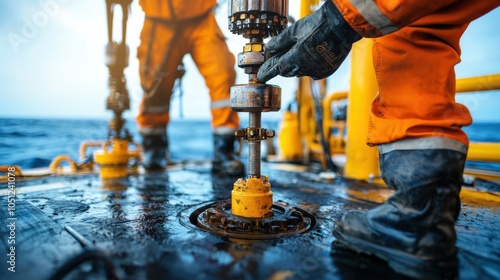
[231,176,273,218]
[278,111,302,161]
[94,139,139,179]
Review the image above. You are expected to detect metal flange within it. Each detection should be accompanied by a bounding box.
[180,200,315,240]
[230,84,281,112]
[238,51,266,74]
[228,0,289,38]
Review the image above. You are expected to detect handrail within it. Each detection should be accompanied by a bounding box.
[455,74,500,170]
[456,74,500,93]
[320,73,500,182]
[468,142,500,162]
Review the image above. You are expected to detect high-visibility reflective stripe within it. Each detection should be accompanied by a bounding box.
[143,104,170,114]
[214,126,237,136]
[378,137,468,155]
[139,127,166,136]
[350,0,398,35]
[211,98,231,109]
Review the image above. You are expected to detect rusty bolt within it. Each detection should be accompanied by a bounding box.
[239,221,252,231]
[286,216,299,226]
[235,130,246,138]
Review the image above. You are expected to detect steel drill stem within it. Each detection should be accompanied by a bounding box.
[248,112,261,177]
[249,73,259,83]
[250,37,263,44]
[247,35,264,177]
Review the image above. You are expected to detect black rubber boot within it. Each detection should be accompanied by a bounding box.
[212,133,245,177]
[141,132,168,171]
[333,147,466,279]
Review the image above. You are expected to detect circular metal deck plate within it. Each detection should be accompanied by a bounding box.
[179,200,316,240]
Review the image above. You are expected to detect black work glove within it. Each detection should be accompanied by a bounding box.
[257,0,361,82]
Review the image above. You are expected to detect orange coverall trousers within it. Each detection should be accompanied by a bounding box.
[136,4,239,135]
[333,0,499,146]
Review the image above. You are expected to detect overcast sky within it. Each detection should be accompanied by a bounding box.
[0,0,499,123]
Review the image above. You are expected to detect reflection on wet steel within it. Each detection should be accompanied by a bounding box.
[345,188,393,204]
[460,187,500,208]
[3,165,499,279]
[266,162,309,172]
[65,225,93,249]
[0,182,68,196]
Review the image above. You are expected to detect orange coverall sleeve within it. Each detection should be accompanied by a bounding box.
[331,0,499,146]
[333,0,499,37]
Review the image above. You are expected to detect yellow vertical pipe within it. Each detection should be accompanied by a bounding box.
[344,39,380,181]
[300,0,310,17]
[300,0,318,18]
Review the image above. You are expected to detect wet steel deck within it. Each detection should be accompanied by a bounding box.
[1,161,499,280]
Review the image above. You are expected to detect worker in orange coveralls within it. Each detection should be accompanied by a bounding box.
[257,0,499,279]
[136,0,244,176]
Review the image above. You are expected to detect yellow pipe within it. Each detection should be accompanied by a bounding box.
[297,78,315,161]
[300,0,318,18]
[460,187,500,206]
[322,91,348,146]
[456,74,500,93]
[292,0,323,165]
[80,141,106,160]
[0,165,22,176]
[346,185,500,206]
[468,142,500,162]
[344,39,380,181]
[49,155,77,172]
[464,168,500,182]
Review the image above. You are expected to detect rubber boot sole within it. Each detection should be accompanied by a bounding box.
[332,224,458,280]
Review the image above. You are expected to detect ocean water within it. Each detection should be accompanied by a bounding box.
[0,118,215,169]
[0,117,499,172]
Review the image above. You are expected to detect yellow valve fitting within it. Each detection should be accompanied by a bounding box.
[94,139,140,179]
[231,176,273,218]
[49,155,78,172]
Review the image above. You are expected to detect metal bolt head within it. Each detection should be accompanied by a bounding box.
[243,43,264,53]
[235,130,246,137]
